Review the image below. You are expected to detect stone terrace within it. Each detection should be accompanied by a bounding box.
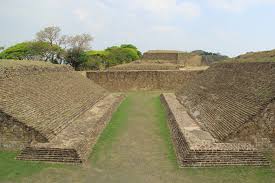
[176,62,275,141]
[161,93,270,167]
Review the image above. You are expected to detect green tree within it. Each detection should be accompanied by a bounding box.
[104,47,139,68]
[0,42,32,60]
[65,49,88,69]
[120,44,142,57]
[65,33,94,69]
[79,56,103,71]
[0,42,64,63]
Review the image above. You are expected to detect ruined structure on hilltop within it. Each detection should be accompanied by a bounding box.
[142,50,206,66]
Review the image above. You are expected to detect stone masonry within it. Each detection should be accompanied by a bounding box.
[0,60,124,163]
[176,62,275,146]
[161,93,270,167]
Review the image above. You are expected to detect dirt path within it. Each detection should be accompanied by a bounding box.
[19,92,273,183]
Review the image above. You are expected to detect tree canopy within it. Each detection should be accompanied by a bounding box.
[0,26,141,70]
[0,42,64,63]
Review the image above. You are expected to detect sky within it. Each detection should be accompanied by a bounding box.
[0,0,275,57]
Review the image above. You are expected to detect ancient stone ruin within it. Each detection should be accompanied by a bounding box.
[142,50,208,66]
[161,62,274,167]
[0,60,124,163]
[0,59,274,167]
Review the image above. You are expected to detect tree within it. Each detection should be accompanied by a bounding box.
[0,41,64,63]
[0,46,4,51]
[29,41,64,63]
[36,26,61,46]
[67,33,93,51]
[65,33,93,69]
[0,42,33,60]
[120,44,142,57]
[65,49,88,69]
[103,46,140,68]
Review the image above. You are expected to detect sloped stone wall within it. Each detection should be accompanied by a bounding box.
[161,93,270,167]
[0,112,47,150]
[229,101,275,149]
[176,62,275,146]
[1,60,109,152]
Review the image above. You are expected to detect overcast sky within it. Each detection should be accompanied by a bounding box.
[0,0,275,57]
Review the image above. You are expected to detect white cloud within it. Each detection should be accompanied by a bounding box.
[208,0,275,12]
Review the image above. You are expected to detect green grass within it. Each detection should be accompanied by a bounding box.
[153,96,178,167]
[0,151,65,182]
[0,92,274,183]
[90,96,131,164]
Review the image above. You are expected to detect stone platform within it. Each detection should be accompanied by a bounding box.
[161,93,270,167]
[17,93,124,163]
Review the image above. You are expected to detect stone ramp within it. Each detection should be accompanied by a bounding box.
[17,93,124,163]
[161,93,270,167]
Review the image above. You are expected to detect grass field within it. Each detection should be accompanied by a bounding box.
[0,92,274,183]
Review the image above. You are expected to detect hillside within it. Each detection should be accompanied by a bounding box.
[231,49,275,62]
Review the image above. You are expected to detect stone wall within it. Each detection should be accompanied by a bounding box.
[17,94,124,163]
[142,51,206,66]
[161,93,270,167]
[142,52,178,62]
[176,62,275,146]
[86,70,202,91]
[1,60,109,148]
[0,112,47,150]
[229,101,275,149]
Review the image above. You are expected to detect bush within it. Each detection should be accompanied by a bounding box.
[104,46,140,68]
[83,44,142,70]
[78,56,103,70]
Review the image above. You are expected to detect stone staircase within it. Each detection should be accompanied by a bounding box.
[17,147,82,163]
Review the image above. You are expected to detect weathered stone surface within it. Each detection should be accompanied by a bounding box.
[0,59,73,79]
[17,93,124,163]
[176,62,275,145]
[87,70,202,91]
[142,50,206,66]
[0,112,47,150]
[0,60,108,151]
[161,93,270,167]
